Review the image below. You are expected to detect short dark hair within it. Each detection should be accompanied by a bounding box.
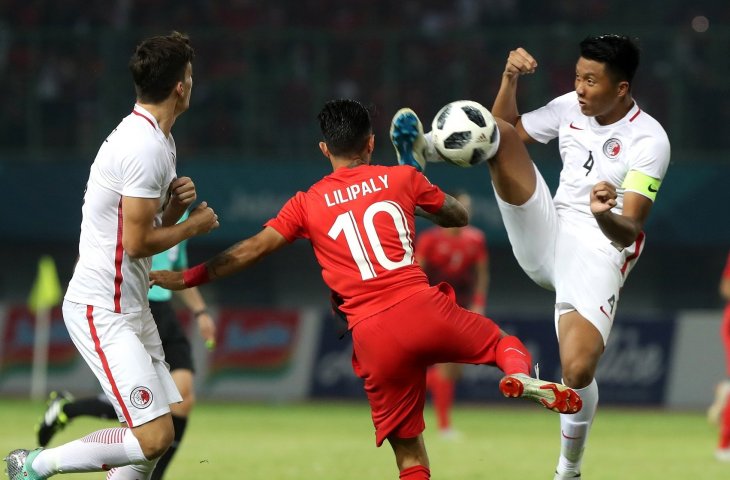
[317,99,372,156]
[579,34,640,87]
[129,31,194,104]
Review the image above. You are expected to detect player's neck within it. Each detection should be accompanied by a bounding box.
[332,156,370,170]
[595,97,634,126]
[135,100,178,137]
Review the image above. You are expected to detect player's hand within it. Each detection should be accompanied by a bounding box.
[590,181,618,217]
[170,177,197,207]
[504,47,537,78]
[149,270,186,290]
[196,312,216,350]
[187,201,220,235]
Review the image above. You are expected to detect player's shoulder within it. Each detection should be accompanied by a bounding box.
[113,115,166,157]
[630,107,670,145]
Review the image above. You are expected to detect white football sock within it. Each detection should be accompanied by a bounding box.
[106,460,158,480]
[423,131,442,163]
[556,379,598,475]
[31,428,150,476]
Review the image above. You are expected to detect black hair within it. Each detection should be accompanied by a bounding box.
[317,99,372,156]
[129,31,194,104]
[579,34,640,87]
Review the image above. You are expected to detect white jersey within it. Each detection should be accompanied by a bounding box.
[65,105,177,313]
[521,91,670,227]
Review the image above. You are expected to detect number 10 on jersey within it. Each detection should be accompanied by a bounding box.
[328,201,414,280]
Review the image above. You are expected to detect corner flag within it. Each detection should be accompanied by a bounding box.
[28,255,62,313]
[27,255,63,400]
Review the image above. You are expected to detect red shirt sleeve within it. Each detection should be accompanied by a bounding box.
[264,191,309,242]
[412,170,445,213]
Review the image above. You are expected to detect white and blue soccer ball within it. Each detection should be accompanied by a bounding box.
[431,100,500,168]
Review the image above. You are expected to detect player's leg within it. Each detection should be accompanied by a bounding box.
[406,283,581,414]
[387,435,431,479]
[37,392,118,447]
[350,309,431,478]
[486,118,539,206]
[551,228,626,478]
[715,307,730,458]
[718,401,730,461]
[553,311,603,478]
[150,369,194,480]
[427,364,460,437]
[389,106,537,206]
[149,300,196,480]
[5,302,177,479]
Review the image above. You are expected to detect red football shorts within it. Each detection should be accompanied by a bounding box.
[350,282,502,446]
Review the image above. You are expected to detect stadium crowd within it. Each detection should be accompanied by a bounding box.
[0,0,727,160]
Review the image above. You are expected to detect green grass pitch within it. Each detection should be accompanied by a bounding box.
[0,399,725,479]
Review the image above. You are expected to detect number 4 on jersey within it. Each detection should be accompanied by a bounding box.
[583,151,594,175]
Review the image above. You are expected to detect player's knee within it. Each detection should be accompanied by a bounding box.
[489,119,517,158]
[138,424,174,460]
[561,360,595,389]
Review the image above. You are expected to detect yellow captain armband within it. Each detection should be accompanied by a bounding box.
[621,170,661,201]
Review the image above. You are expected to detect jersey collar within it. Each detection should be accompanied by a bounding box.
[132,104,160,131]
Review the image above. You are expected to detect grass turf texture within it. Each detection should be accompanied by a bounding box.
[0,399,723,479]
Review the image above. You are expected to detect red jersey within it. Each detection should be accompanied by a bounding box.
[266,164,445,327]
[416,226,487,306]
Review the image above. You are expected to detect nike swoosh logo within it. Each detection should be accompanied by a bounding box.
[569,122,583,130]
[561,430,583,440]
[504,347,527,356]
[648,184,658,193]
[600,306,611,319]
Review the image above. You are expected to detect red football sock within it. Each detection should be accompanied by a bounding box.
[720,397,730,449]
[495,335,531,375]
[399,465,431,479]
[427,367,454,431]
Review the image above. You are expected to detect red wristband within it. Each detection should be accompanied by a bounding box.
[183,264,210,288]
[472,293,486,307]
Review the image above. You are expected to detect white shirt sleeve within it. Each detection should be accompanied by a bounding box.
[521,92,576,144]
[121,143,168,199]
[628,128,671,182]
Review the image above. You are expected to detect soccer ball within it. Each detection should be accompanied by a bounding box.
[431,100,500,167]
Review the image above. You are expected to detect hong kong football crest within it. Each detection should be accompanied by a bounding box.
[130,386,153,409]
[603,138,622,159]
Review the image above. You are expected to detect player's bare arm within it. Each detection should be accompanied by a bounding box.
[123,197,218,258]
[590,181,652,248]
[176,287,216,344]
[415,194,468,228]
[492,47,537,143]
[150,226,288,290]
[720,277,730,302]
[161,176,197,227]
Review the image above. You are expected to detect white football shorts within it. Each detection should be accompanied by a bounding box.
[493,164,643,345]
[62,299,182,427]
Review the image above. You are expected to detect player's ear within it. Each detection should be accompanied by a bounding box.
[617,80,629,98]
[319,141,330,158]
[176,81,184,97]
[366,134,375,154]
